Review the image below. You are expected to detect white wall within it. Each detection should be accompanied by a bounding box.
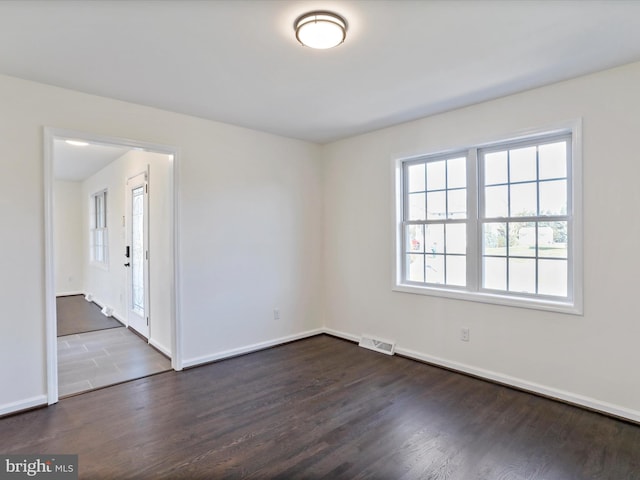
[53,180,83,295]
[81,150,173,354]
[179,127,324,365]
[322,61,640,420]
[0,73,323,415]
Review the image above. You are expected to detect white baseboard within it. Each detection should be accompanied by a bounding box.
[112,311,127,326]
[149,338,171,358]
[56,291,83,297]
[0,395,47,417]
[88,295,126,324]
[323,327,360,343]
[182,328,324,369]
[88,294,103,308]
[322,327,640,424]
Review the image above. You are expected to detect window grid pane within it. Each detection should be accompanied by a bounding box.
[403,154,468,288]
[480,137,569,298]
[402,133,571,302]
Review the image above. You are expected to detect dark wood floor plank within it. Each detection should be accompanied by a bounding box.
[1,335,639,479]
[57,294,123,336]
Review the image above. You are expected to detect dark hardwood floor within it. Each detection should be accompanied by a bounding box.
[1,335,639,479]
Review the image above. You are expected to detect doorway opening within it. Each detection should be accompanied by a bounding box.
[44,128,182,403]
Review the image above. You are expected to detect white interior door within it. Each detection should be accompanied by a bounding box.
[126,171,150,338]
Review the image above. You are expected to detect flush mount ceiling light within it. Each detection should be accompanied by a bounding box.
[295,11,347,49]
[65,140,89,147]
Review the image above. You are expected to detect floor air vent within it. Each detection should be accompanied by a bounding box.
[358,335,396,355]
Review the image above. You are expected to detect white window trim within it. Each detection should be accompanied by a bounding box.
[392,119,583,315]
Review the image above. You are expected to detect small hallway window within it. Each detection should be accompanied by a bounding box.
[90,189,108,266]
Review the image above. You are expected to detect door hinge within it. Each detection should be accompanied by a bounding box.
[146,317,149,326]
[145,184,148,193]
[145,250,149,260]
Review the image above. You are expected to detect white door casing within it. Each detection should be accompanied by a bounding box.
[44,127,183,407]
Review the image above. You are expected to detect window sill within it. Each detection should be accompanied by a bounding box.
[393,283,582,315]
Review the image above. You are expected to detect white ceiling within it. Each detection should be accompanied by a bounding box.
[2,1,640,144]
[53,140,130,181]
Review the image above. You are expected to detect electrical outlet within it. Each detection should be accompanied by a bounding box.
[273,308,280,320]
[461,327,470,342]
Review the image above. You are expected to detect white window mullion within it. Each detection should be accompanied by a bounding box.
[466,147,480,292]
[401,162,410,284]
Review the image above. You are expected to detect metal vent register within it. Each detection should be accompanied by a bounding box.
[358,335,396,355]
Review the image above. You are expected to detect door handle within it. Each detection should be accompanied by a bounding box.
[124,263,130,267]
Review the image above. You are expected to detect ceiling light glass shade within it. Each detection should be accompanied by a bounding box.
[295,11,347,49]
[65,140,89,147]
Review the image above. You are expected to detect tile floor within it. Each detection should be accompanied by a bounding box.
[58,327,172,397]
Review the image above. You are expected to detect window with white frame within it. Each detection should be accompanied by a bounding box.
[404,154,468,287]
[90,190,108,266]
[396,128,581,314]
